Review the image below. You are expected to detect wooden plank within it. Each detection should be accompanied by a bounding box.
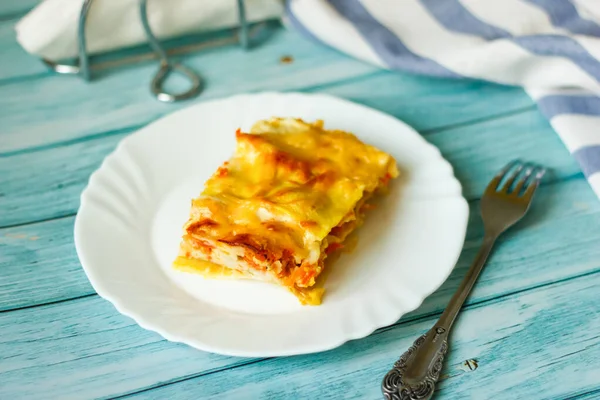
[123,271,600,400]
[0,295,253,399]
[2,7,595,397]
[571,389,600,400]
[0,216,93,310]
[425,107,580,199]
[0,109,587,308]
[0,16,48,81]
[321,72,534,134]
[0,25,378,153]
[0,104,577,228]
[0,130,127,227]
[0,0,39,19]
[0,68,533,155]
[0,23,538,154]
[1,177,599,399]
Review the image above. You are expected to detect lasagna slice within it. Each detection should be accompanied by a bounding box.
[173,118,399,305]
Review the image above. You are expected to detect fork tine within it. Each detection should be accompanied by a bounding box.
[500,162,524,193]
[513,164,535,194]
[487,160,520,192]
[523,167,547,199]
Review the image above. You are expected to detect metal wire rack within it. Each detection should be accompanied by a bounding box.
[41,0,252,102]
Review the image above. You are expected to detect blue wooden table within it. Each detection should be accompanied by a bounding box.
[2,2,600,399]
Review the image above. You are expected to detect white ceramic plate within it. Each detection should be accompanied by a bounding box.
[74,92,468,357]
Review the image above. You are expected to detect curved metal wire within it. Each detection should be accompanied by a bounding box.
[41,0,94,77]
[139,0,202,102]
[77,0,94,80]
[40,0,251,102]
[237,0,249,49]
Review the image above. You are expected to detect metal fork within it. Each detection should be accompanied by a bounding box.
[381,160,547,400]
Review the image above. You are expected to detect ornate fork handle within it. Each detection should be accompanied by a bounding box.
[381,331,448,400]
[382,161,546,399]
[382,235,497,400]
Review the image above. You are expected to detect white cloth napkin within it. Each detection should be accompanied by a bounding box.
[286,0,600,198]
[15,0,283,60]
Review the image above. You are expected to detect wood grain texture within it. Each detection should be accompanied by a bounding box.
[0,216,93,310]
[0,0,39,19]
[0,91,563,227]
[0,65,534,155]
[1,177,599,399]
[0,21,539,155]
[0,24,377,154]
[0,294,252,399]
[0,18,49,81]
[0,106,587,309]
[571,389,600,400]
[1,131,127,227]
[425,108,580,198]
[1,167,597,313]
[2,4,599,398]
[124,272,600,400]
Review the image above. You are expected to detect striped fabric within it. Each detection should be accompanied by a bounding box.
[285,0,600,198]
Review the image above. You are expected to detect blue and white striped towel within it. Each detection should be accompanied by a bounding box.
[285,0,600,198]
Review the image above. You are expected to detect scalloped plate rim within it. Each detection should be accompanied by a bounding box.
[74,91,469,357]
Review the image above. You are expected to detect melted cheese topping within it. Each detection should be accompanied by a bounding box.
[178,118,399,304]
